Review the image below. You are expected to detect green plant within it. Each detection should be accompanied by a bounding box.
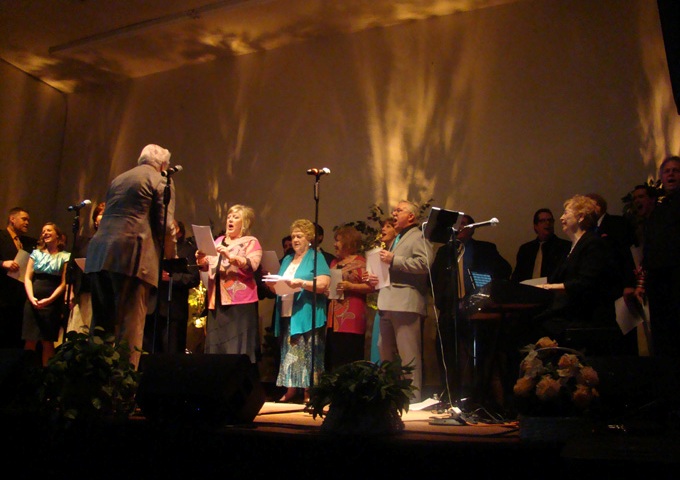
[38,326,140,427]
[307,357,416,434]
[334,199,433,253]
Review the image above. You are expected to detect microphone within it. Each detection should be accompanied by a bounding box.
[67,199,92,211]
[161,165,183,177]
[462,217,499,230]
[306,167,331,176]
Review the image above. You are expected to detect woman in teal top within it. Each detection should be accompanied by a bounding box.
[23,222,70,366]
[271,219,330,403]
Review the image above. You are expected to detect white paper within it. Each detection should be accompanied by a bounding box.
[520,277,547,287]
[74,257,86,271]
[7,249,30,282]
[260,250,280,275]
[191,224,218,256]
[329,269,344,300]
[365,247,390,289]
[262,274,286,282]
[630,245,643,269]
[615,296,649,335]
[410,397,441,411]
[262,274,301,295]
[200,271,210,293]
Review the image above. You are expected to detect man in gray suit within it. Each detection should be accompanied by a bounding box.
[86,144,177,368]
[373,200,433,402]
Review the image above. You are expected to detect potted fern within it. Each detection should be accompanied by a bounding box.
[38,326,141,430]
[306,357,416,434]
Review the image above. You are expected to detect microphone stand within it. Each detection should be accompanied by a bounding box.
[431,229,470,426]
[152,170,175,354]
[309,174,324,389]
[64,207,83,338]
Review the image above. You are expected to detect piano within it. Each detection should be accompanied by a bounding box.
[459,279,553,410]
[463,279,552,317]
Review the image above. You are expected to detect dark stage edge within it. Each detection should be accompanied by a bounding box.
[4,405,680,479]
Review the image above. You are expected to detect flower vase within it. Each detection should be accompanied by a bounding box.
[519,415,592,443]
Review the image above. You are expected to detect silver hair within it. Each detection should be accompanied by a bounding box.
[138,144,171,171]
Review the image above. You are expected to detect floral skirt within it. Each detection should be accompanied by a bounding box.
[276,317,325,389]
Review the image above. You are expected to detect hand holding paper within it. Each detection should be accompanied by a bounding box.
[262,274,301,295]
[365,248,390,289]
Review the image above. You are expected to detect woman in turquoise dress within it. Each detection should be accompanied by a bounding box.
[270,219,330,403]
[23,222,70,366]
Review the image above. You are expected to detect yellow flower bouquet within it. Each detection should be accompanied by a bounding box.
[513,337,600,417]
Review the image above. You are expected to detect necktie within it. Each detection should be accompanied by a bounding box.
[13,236,22,251]
[390,234,401,252]
[532,242,544,278]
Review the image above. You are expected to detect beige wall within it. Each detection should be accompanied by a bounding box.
[49,0,679,265]
[0,61,66,232]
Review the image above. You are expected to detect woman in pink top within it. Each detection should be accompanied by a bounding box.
[196,204,262,362]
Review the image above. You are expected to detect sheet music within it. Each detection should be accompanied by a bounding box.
[7,249,30,283]
[520,277,547,287]
[191,224,218,256]
[74,258,86,271]
[365,247,390,289]
[615,296,648,335]
[262,274,301,295]
[260,250,280,275]
[329,269,343,300]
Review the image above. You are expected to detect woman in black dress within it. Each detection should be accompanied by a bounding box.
[23,222,70,366]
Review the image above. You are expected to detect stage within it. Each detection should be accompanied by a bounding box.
[4,395,680,478]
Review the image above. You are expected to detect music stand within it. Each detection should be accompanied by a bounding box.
[156,258,194,353]
[423,207,462,244]
[423,207,470,425]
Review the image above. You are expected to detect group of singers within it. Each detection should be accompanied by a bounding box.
[2,144,678,412]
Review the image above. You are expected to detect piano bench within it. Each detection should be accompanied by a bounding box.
[564,326,622,356]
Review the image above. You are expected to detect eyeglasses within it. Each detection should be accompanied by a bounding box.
[536,218,555,224]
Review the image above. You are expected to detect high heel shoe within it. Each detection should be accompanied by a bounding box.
[276,388,299,403]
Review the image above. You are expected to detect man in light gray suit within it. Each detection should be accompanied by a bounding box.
[86,144,177,368]
[373,200,433,402]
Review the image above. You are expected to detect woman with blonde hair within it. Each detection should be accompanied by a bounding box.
[23,222,70,365]
[196,204,262,361]
[270,219,331,403]
[535,194,618,348]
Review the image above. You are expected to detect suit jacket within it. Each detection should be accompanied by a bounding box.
[85,164,175,287]
[542,230,616,330]
[0,229,37,307]
[597,213,637,289]
[511,234,571,283]
[431,238,511,311]
[377,225,433,316]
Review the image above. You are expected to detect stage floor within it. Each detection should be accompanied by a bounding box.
[254,400,520,441]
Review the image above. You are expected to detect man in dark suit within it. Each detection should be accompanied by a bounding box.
[511,208,571,283]
[144,220,200,354]
[455,214,512,294]
[586,193,638,354]
[431,214,512,407]
[86,144,177,368]
[313,223,336,267]
[0,207,38,348]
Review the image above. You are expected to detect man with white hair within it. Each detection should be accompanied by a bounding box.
[86,144,177,368]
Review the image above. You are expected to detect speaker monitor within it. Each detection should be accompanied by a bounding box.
[586,355,680,425]
[0,349,39,409]
[136,353,265,426]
